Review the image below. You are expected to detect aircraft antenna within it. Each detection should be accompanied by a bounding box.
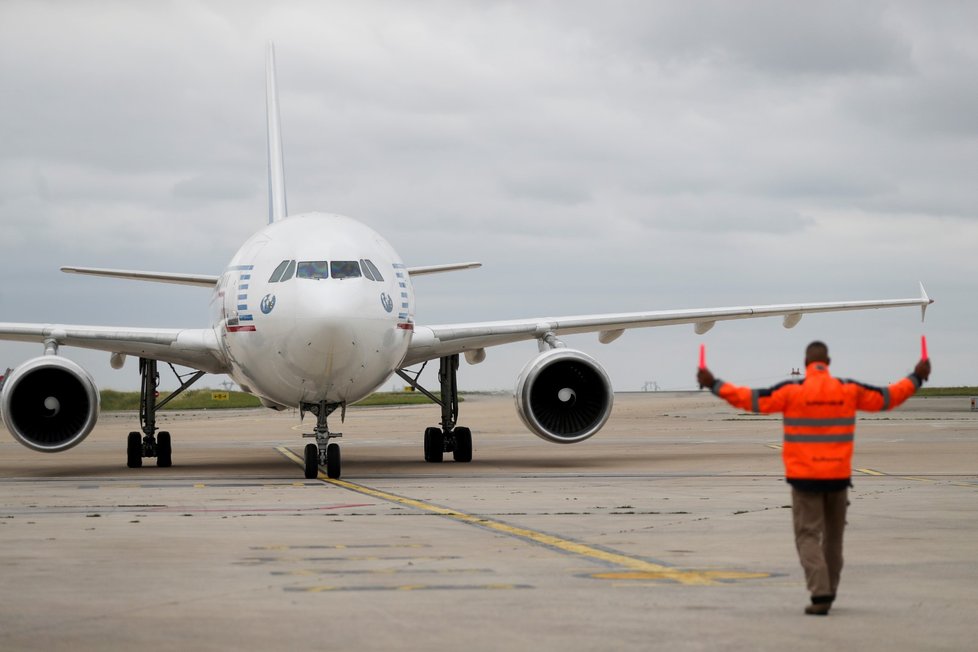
[266,41,288,223]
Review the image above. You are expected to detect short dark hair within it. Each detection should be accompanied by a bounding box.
[806,341,830,364]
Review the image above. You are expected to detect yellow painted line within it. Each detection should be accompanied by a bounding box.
[194,483,207,488]
[276,446,770,586]
[277,446,329,481]
[765,443,782,451]
[855,468,886,476]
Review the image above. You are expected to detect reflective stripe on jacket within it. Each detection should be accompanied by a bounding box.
[711,362,920,481]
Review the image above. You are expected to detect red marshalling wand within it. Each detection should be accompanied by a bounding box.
[921,335,928,361]
[699,344,706,370]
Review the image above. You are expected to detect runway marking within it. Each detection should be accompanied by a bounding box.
[765,443,782,450]
[276,446,772,586]
[855,468,976,488]
[251,544,428,551]
[284,583,532,593]
[271,568,493,576]
[150,504,373,514]
[64,482,324,490]
[589,570,770,582]
[236,555,460,565]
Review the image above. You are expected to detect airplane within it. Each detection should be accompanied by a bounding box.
[0,44,933,480]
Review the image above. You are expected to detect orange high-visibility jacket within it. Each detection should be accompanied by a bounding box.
[710,362,921,482]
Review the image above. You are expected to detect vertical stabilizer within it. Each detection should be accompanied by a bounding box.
[266,42,288,223]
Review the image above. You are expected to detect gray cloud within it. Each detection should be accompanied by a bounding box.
[0,1,975,394]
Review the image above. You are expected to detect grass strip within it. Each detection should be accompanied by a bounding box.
[99,389,444,411]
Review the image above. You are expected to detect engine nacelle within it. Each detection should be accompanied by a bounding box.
[515,348,614,444]
[0,356,100,452]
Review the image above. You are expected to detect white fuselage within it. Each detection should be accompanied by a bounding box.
[209,213,415,407]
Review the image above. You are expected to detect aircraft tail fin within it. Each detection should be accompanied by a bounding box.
[266,41,288,223]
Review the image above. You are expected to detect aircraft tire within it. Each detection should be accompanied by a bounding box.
[304,443,319,479]
[424,427,444,463]
[127,432,142,468]
[157,431,172,467]
[452,427,472,463]
[326,442,341,479]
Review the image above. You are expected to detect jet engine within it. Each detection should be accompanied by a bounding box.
[0,356,100,452]
[515,348,614,444]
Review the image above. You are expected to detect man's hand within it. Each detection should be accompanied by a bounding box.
[697,367,715,390]
[914,358,931,383]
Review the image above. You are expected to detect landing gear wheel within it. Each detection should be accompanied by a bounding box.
[424,427,444,463]
[127,432,142,468]
[304,443,319,479]
[157,431,172,467]
[326,443,341,479]
[453,427,472,463]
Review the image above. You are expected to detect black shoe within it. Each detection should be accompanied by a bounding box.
[805,594,834,616]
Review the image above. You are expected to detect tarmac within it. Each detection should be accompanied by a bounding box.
[1,392,976,651]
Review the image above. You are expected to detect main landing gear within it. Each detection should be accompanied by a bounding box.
[301,400,343,480]
[126,358,204,469]
[397,354,473,464]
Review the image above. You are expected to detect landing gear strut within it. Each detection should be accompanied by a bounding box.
[397,354,473,464]
[301,400,343,479]
[126,358,204,469]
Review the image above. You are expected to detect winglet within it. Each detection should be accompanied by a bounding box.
[919,282,933,322]
[266,41,288,223]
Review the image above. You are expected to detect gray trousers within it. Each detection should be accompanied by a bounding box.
[791,487,848,599]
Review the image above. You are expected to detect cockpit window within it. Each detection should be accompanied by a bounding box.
[331,261,362,279]
[287,260,372,281]
[359,259,376,281]
[280,260,296,282]
[268,260,290,283]
[297,261,329,280]
[363,259,384,282]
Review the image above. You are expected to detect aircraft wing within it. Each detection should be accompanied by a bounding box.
[402,285,933,366]
[61,267,220,287]
[0,324,229,373]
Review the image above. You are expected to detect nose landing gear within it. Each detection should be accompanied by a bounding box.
[302,400,343,479]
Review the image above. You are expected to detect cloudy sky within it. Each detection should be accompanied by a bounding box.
[1,0,976,395]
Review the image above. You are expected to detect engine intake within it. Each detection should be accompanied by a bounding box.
[515,348,613,444]
[0,356,100,452]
